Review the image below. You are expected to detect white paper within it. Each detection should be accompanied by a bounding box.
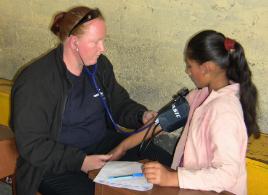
[94,161,153,191]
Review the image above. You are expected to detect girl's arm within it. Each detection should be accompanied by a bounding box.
[143,161,179,187]
[109,121,162,160]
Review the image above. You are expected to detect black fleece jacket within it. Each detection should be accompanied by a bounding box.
[10,45,147,195]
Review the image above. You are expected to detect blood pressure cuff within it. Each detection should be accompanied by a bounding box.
[156,89,189,132]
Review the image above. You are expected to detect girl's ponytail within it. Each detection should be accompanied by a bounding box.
[227,41,260,137]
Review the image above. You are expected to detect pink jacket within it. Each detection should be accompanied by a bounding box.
[171,84,248,195]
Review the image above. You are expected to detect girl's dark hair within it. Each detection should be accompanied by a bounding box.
[185,30,260,138]
[50,6,104,41]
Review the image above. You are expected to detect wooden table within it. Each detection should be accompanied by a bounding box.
[88,166,232,195]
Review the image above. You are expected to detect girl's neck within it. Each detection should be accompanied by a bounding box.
[208,71,229,91]
[208,80,229,91]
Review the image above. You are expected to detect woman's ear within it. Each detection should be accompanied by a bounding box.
[68,35,79,51]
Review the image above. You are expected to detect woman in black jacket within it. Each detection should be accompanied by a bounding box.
[11,6,171,195]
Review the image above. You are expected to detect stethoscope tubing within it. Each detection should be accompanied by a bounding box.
[84,65,152,135]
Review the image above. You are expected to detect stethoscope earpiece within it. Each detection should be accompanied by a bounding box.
[74,41,79,52]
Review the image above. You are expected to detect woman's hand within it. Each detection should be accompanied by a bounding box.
[81,154,112,173]
[142,161,179,187]
[142,111,158,124]
[108,143,127,161]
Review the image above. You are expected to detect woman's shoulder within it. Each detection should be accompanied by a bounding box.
[14,47,61,87]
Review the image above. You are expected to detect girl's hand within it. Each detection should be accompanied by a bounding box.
[142,161,179,187]
[108,144,126,161]
[81,154,112,173]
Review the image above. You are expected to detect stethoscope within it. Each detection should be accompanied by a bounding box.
[76,47,154,135]
[84,65,122,132]
[84,64,154,135]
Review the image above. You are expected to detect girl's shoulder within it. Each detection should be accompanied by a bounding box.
[186,87,209,106]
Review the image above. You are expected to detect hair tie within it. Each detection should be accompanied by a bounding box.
[224,38,235,52]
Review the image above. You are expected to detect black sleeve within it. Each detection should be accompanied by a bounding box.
[11,67,86,174]
[97,55,147,129]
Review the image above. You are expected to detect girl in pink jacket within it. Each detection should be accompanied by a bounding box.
[109,30,259,195]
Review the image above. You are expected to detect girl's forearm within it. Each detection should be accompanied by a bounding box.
[120,124,162,151]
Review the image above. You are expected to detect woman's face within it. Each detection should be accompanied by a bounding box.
[185,58,207,88]
[76,18,106,66]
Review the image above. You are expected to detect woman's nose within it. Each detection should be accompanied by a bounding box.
[99,41,105,53]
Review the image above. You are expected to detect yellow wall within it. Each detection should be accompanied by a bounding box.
[0,1,267,133]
